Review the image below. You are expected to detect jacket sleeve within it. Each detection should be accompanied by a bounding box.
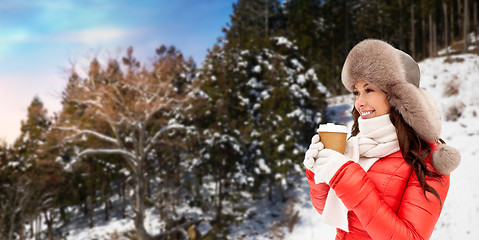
[306,169,331,214]
[330,161,450,240]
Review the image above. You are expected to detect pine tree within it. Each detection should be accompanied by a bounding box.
[14,96,50,161]
[237,37,328,201]
[196,33,329,236]
[283,0,322,66]
[225,0,283,50]
[283,0,351,95]
[2,96,62,239]
[194,44,249,222]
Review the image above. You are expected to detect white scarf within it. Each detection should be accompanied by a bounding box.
[321,114,400,232]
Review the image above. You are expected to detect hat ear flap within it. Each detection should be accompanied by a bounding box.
[420,88,442,135]
[432,144,461,175]
[388,83,441,142]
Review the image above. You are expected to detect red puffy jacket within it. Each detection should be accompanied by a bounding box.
[307,143,450,240]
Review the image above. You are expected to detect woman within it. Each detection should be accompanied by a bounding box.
[303,39,461,239]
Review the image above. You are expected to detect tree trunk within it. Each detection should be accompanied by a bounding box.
[422,12,427,58]
[83,199,88,217]
[451,1,455,42]
[60,207,66,224]
[410,3,416,58]
[43,211,54,240]
[146,165,152,199]
[19,226,24,240]
[433,19,437,55]
[265,0,269,38]
[279,179,286,202]
[104,198,110,221]
[464,0,469,52]
[399,0,405,50]
[35,215,42,240]
[118,180,126,218]
[7,212,15,240]
[344,0,349,55]
[268,177,273,201]
[474,0,478,29]
[444,2,450,59]
[428,13,435,57]
[215,178,223,220]
[29,218,34,240]
[87,196,94,228]
[378,1,384,36]
[134,162,151,240]
[458,0,464,40]
[476,0,479,51]
[103,181,109,221]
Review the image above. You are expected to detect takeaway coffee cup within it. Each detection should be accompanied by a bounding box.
[317,123,348,154]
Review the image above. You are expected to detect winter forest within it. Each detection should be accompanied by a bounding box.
[1,0,479,239]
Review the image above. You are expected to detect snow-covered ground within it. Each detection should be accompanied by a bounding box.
[58,52,479,239]
[285,53,479,240]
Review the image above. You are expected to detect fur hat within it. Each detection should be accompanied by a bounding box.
[341,39,460,174]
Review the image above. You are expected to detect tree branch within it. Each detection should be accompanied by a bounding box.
[56,127,118,145]
[144,123,185,154]
[78,148,137,162]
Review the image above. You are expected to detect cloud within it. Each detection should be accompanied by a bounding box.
[0,0,143,45]
[0,27,146,44]
[0,30,30,44]
[46,27,144,43]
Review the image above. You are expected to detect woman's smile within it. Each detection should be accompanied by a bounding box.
[359,110,375,119]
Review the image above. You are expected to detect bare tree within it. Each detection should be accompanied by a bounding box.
[55,46,195,240]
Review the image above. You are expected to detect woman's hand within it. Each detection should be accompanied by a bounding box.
[303,134,349,184]
[303,134,324,170]
[312,149,349,184]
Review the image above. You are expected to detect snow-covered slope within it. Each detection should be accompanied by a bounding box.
[285,53,479,240]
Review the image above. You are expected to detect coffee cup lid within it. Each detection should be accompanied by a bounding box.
[317,123,348,133]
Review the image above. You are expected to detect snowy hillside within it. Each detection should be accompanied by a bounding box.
[285,53,479,240]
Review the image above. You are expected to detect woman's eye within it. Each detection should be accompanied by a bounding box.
[365,88,374,93]
[352,91,359,96]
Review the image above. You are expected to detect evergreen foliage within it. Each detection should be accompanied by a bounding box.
[225,0,284,50]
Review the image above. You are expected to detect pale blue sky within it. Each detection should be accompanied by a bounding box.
[0,0,235,144]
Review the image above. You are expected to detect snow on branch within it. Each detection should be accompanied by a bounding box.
[144,123,185,154]
[55,127,118,145]
[78,148,137,162]
[82,99,103,109]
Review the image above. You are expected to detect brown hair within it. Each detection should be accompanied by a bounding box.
[351,106,443,205]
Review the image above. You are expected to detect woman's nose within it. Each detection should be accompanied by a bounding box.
[355,95,366,108]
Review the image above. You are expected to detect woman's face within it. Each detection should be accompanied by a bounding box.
[353,80,390,119]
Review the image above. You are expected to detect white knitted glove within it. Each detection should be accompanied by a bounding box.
[312,149,349,184]
[303,134,325,170]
